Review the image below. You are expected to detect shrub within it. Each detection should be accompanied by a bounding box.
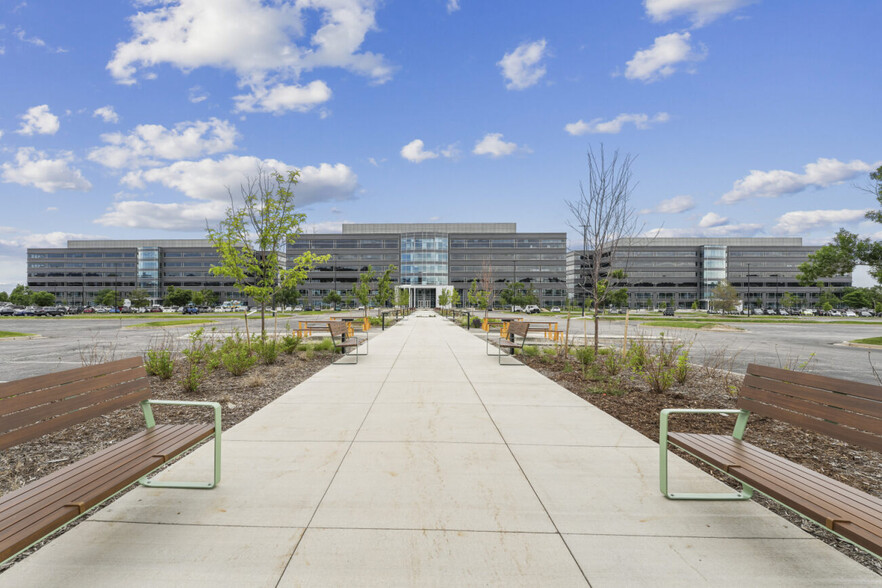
[252,336,279,365]
[639,335,682,394]
[573,346,595,368]
[471,317,483,328]
[280,334,302,354]
[604,351,623,375]
[145,349,174,379]
[674,350,691,384]
[520,345,539,357]
[219,332,256,376]
[178,328,213,393]
[626,340,649,371]
[313,337,335,353]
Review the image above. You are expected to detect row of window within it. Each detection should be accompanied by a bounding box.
[291,239,399,250]
[450,253,563,261]
[448,265,565,273]
[450,239,565,249]
[29,252,137,259]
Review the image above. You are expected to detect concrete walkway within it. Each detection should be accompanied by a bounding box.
[2,312,879,586]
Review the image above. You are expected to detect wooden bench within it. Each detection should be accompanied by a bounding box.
[523,320,561,342]
[0,357,222,564]
[485,321,531,365]
[328,320,369,364]
[659,363,882,559]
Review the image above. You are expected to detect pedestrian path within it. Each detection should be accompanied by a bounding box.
[1,312,878,586]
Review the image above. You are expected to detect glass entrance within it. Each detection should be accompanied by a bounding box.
[413,287,436,308]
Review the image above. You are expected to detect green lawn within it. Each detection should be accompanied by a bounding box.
[639,320,725,329]
[130,319,217,328]
[851,336,882,346]
[0,330,33,338]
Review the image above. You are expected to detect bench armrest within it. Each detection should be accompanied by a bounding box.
[660,408,746,443]
[140,400,223,488]
[140,399,222,434]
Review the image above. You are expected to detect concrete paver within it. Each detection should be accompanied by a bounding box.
[1,311,879,586]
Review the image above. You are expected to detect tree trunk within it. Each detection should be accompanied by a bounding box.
[593,298,600,353]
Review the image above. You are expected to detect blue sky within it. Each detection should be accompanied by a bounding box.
[1,0,881,293]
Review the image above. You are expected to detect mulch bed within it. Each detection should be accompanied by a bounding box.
[0,350,335,570]
[521,351,882,576]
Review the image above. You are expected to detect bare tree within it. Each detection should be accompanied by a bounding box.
[566,145,641,352]
[479,260,495,322]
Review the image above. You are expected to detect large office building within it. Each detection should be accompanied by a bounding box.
[567,237,851,310]
[288,223,568,309]
[26,239,242,305]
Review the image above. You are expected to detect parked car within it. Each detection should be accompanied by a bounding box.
[550,307,561,313]
[829,310,842,317]
[844,310,857,317]
[182,305,199,315]
[860,309,874,317]
[523,305,540,314]
[14,306,37,316]
[663,306,675,316]
[0,306,15,316]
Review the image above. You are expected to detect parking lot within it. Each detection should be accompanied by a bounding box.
[3,312,882,385]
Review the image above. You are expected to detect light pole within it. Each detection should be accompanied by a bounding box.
[333,253,337,311]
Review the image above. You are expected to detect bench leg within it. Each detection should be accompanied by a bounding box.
[659,409,754,500]
[138,400,222,489]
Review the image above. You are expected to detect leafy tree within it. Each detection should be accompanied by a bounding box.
[207,168,327,337]
[566,145,641,351]
[780,292,800,309]
[94,288,120,307]
[163,286,192,307]
[9,284,33,306]
[438,288,450,308]
[842,287,873,309]
[798,165,882,282]
[608,286,628,308]
[396,287,409,309]
[323,290,342,310]
[276,284,301,307]
[129,288,151,308]
[710,281,738,313]
[373,265,397,314]
[0,291,8,302]
[467,279,479,308]
[32,291,56,307]
[353,265,375,320]
[190,288,218,307]
[449,288,461,308]
[499,281,539,307]
[819,290,841,308]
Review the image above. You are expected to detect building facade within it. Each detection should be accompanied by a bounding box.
[567,237,851,310]
[26,239,243,305]
[288,223,568,309]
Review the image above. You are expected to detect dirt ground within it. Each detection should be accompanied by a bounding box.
[520,350,882,576]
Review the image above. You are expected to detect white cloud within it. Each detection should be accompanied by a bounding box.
[644,0,755,27]
[624,32,706,82]
[1,148,92,193]
[189,85,209,103]
[88,118,239,169]
[303,220,346,233]
[234,80,332,114]
[401,139,439,163]
[639,195,695,214]
[447,0,460,13]
[107,0,392,111]
[720,157,879,204]
[698,211,728,227]
[102,155,358,229]
[473,133,527,158]
[93,105,119,124]
[644,221,762,238]
[400,139,458,163]
[565,112,670,135]
[46,206,58,212]
[772,209,869,235]
[16,104,60,135]
[0,230,104,251]
[498,39,548,90]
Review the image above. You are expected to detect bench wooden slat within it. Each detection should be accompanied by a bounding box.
[0,365,147,419]
[0,424,211,524]
[669,432,882,555]
[0,423,213,561]
[745,363,882,404]
[740,384,882,436]
[741,374,882,418]
[670,433,882,527]
[0,377,148,437]
[0,386,151,451]
[737,397,882,453]
[0,358,143,401]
